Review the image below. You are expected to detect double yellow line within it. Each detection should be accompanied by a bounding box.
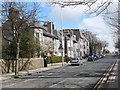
[93,62,116,90]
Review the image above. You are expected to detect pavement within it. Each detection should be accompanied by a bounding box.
[104,55,120,89]
[118,56,120,90]
[0,59,88,81]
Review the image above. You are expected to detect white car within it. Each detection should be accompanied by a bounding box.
[70,57,83,65]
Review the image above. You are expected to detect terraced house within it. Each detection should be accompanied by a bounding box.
[61,29,89,58]
[32,21,62,57]
[1,8,89,59]
[2,22,90,59]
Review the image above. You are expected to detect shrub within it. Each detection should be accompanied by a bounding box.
[47,56,72,64]
[12,74,24,78]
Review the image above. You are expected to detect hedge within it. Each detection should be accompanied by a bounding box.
[47,56,72,64]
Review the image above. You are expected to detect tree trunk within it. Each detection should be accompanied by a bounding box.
[15,39,20,75]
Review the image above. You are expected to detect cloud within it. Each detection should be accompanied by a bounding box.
[49,5,89,22]
[48,0,118,21]
[79,15,116,52]
[80,15,112,33]
[47,0,118,51]
[77,1,118,52]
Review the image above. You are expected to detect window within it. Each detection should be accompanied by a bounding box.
[36,33,39,40]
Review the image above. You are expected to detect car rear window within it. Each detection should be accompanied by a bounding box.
[72,58,78,60]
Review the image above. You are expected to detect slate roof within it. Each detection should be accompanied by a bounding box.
[62,29,85,41]
[33,21,59,39]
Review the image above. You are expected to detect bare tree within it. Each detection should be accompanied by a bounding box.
[82,30,108,54]
[51,0,112,15]
[2,2,41,75]
[51,0,119,52]
[102,1,120,52]
[41,39,54,56]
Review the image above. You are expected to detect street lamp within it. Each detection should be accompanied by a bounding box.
[58,43,63,65]
[60,6,64,66]
[51,2,65,66]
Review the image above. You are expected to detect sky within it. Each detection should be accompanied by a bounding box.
[39,0,118,52]
[1,0,119,52]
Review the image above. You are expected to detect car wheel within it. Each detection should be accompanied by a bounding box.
[81,62,83,65]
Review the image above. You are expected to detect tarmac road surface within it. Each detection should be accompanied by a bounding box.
[2,55,118,89]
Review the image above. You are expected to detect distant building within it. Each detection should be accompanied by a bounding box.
[61,29,90,58]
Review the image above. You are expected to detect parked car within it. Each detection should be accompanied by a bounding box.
[87,55,95,61]
[99,54,104,58]
[103,54,106,57]
[93,54,100,60]
[70,57,83,65]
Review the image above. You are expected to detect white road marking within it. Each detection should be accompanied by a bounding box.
[49,84,58,88]
[57,71,61,72]
[22,78,43,83]
[107,61,118,83]
[58,79,66,83]
[49,79,66,88]
[48,73,53,75]
[113,64,117,70]
[73,74,79,77]
[111,72,116,75]
[109,76,116,80]
[23,79,35,83]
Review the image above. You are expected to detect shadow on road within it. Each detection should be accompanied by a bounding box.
[17,69,106,79]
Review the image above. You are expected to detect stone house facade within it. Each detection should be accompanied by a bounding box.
[1,8,89,59]
[32,21,62,57]
[61,29,89,58]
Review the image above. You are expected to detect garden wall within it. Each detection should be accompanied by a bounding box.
[0,58,44,74]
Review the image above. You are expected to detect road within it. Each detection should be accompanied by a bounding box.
[2,55,118,89]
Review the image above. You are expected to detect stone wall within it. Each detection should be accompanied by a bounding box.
[0,58,44,74]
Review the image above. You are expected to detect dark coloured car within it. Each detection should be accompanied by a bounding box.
[93,54,100,60]
[99,54,104,58]
[87,55,95,61]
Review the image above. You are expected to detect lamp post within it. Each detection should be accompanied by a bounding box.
[60,6,64,66]
[52,2,65,66]
[58,44,63,66]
